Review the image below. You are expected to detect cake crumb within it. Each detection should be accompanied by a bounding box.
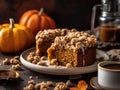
[37,61,47,66]
[40,56,47,60]
[50,59,58,65]
[66,63,73,68]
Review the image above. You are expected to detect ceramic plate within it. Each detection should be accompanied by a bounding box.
[90,77,105,90]
[90,77,114,90]
[20,47,109,75]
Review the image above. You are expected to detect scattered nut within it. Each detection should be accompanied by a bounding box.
[54,82,67,90]
[28,80,35,85]
[46,81,54,86]
[10,58,20,65]
[2,58,10,65]
[66,80,73,87]
[11,64,23,71]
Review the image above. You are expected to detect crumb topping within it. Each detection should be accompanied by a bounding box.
[35,28,77,45]
[36,28,96,52]
[51,31,97,52]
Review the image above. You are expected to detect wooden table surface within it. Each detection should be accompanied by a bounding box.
[0,49,99,90]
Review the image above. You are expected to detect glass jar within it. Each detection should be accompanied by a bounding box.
[99,13,120,42]
[91,0,120,42]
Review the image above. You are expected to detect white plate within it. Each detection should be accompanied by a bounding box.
[20,47,109,75]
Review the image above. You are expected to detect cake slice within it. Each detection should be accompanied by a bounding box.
[47,31,97,67]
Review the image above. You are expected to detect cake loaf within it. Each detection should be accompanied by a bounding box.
[35,29,76,56]
[36,29,97,67]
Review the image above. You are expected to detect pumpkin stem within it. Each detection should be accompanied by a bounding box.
[38,8,44,16]
[9,18,15,28]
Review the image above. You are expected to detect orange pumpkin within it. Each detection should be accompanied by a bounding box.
[0,18,34,53]
[19,8,56,36]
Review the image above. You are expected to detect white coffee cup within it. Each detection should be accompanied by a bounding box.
[98,61,120,90]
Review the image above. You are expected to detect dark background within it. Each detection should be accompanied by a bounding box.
[0,0,100,30]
